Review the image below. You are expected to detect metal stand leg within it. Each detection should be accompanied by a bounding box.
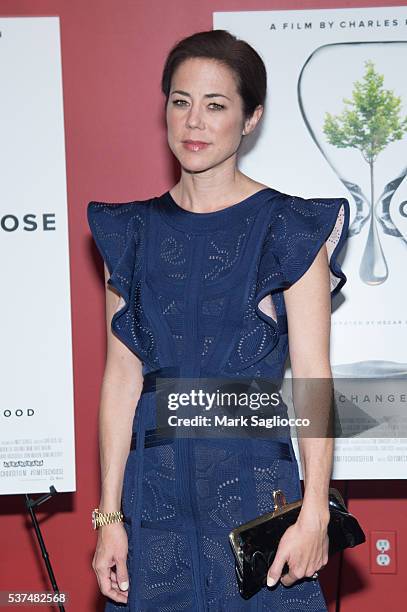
[24,485,66,612]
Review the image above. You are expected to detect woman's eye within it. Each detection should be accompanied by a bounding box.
[171,100,225,110]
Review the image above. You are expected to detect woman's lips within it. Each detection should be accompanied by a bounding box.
[182,141,210,151]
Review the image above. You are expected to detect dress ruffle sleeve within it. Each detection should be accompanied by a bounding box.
[87,201,143,305]
[255,194,350,332]
[87,201,159,367]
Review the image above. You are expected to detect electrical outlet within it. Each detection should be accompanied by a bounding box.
[370,531,397,573]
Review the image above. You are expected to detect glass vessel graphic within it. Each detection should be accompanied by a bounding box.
[297,41,407,285]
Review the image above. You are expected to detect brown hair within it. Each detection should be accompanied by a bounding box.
[161,29,267,120]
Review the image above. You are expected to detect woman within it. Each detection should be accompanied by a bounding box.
[88,29,350,611]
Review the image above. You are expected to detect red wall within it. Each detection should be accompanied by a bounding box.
[1,1,406,610]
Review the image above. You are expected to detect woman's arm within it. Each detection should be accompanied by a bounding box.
[283,243,333,521]
[92,263,143,604]
[98,262,143,513]
[266,244,333,588]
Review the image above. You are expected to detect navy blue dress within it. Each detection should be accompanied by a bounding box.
[87,186,350,611]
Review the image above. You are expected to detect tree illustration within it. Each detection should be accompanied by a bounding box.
[323,59,407,208]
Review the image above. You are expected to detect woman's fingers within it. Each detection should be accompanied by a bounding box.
[266,523,326,588]
[97,563,129,603]
[115,557,130,592]
[92,525,129,603]
[280,564,306,587]
[266,548,288,587]
[107,567,129,601]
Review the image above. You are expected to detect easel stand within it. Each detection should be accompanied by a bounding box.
[25,485,66,612]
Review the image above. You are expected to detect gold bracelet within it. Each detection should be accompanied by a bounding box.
[91,507,124,530]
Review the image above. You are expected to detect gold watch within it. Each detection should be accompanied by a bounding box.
[92,507,124,530]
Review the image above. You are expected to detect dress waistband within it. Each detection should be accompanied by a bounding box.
[137,362,291,459]
[129,428,292,460]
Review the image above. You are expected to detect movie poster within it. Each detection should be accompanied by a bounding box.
[214,6,407,478]
[0,18,75,494]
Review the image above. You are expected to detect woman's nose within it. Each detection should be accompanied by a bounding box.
[186,106,205,129]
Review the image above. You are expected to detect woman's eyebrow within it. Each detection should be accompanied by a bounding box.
[171,89,231,101]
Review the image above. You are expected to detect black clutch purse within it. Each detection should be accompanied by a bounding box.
[228,487,366,600]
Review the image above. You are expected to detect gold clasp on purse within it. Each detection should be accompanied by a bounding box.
[272,490,287,511]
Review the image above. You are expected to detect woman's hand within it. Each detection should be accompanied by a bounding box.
[266,509,329,588]
[92,522,129,603]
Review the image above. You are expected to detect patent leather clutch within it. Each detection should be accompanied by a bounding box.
[228,487,366,600]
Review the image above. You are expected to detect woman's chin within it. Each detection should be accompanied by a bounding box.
[179,160,215,174]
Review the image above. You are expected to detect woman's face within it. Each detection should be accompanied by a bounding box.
[166,57,260,174]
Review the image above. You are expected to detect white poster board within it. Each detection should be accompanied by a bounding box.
[0,17,75,493]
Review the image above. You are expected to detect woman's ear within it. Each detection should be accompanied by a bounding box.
[242,105,264,136]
